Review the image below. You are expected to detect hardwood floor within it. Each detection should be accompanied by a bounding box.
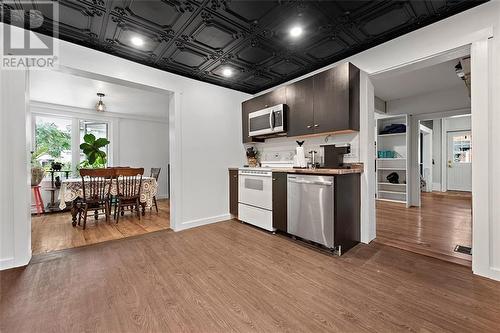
[2,220,500,332]
[31,199,170,255]
[376,191,472,266]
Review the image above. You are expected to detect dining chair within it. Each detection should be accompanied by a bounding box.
[114,167,144,223]
[77,168,114,229]
[150,167,161,213]
[107,167,131,211]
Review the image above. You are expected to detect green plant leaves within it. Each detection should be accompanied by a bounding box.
[83,133,96,144]
[95,138,110,148]
[80,135,110,168]
[79,142,93,154]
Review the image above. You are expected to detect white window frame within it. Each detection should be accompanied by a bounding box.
[32,112,113,176]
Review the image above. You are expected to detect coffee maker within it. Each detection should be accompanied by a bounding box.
[321,144,351,168]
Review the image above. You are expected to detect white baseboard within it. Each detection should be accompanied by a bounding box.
[473,266,500,282]
[174,213,231,232]
[432,183,442,191]
[0,257,15,270]
[0,255,31,271]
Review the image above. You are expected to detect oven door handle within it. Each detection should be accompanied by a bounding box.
[239,173,272,178]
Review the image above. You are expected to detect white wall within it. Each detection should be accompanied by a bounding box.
[386,86,470,116]
[118,118,169,198]
[0,70,31,270]
[445,114,472,131]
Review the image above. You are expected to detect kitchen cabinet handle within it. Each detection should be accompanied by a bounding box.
[314,124,319,127]
[307,125,312,129]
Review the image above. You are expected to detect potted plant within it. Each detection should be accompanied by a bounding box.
[51,161,63,171]
[246,147,260,167]
[31,147,47,186]
[79,134,110,169]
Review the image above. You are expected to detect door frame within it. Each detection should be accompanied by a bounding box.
[27,67,178,248]
[368,39,493,278]
[446,129,472,192]
[440,116,472,192]
[419,123,433,193]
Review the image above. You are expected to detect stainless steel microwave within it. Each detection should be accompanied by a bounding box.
[248,104,286,137]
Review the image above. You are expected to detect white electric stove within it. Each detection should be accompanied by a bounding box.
[238,161,293,231]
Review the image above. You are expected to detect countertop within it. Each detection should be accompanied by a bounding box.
[228,164,363,175]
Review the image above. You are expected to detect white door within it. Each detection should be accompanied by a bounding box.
[447,131,472,191]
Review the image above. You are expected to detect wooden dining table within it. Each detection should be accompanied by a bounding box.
[58,177,158,226]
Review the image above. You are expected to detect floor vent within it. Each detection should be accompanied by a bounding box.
[454,245,472,255]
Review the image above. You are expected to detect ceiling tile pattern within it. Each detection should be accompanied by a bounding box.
[1,0,487,93]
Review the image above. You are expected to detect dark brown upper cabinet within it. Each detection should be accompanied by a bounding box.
[242,62,360,141]
[285,77,314,137]
[241,87,286,143]
[313,63,359,133]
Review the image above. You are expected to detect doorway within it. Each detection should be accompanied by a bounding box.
[29,69,173,255]
[447,130,472,191]
[372,52,473,266]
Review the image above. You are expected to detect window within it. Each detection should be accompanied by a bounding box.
[33,114,111,175]
[34,115,72,171]
[79,121,109,165]
[452,134,472,163]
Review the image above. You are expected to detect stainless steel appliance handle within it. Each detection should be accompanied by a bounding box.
[269,110,274,130]
[288,179,333,186]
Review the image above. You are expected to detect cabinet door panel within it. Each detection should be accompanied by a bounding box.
[313,63,349,133]
[286,77,314,137]
[229,170,238,217]
[272,172,287,232]
[265,87,286,108]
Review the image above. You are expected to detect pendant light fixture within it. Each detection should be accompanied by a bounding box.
[95,93,106,112]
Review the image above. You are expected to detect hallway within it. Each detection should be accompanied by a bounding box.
[376,191,472,266]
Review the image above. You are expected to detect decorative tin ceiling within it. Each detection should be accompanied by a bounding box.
[1,0,487,93]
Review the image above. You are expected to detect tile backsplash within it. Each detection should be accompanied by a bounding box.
[247,132,360,165]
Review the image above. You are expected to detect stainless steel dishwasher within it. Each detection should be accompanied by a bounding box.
[287,174,334,248]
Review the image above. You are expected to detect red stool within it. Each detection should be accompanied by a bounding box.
[31,186,45,215]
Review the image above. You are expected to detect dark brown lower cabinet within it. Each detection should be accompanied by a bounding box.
[334,174,360,253]
[229,169,238,217]
[272,172,287,232]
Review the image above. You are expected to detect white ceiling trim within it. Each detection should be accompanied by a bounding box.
[30,100,168,124]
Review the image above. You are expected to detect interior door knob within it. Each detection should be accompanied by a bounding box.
[307,125,312,129]
[314,124,319,127]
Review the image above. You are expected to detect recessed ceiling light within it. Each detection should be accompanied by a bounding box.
[131,36,144,47]
[290,26,303,38]
[222,68,233,77]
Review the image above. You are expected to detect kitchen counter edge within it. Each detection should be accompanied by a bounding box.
[228,164,363,175]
